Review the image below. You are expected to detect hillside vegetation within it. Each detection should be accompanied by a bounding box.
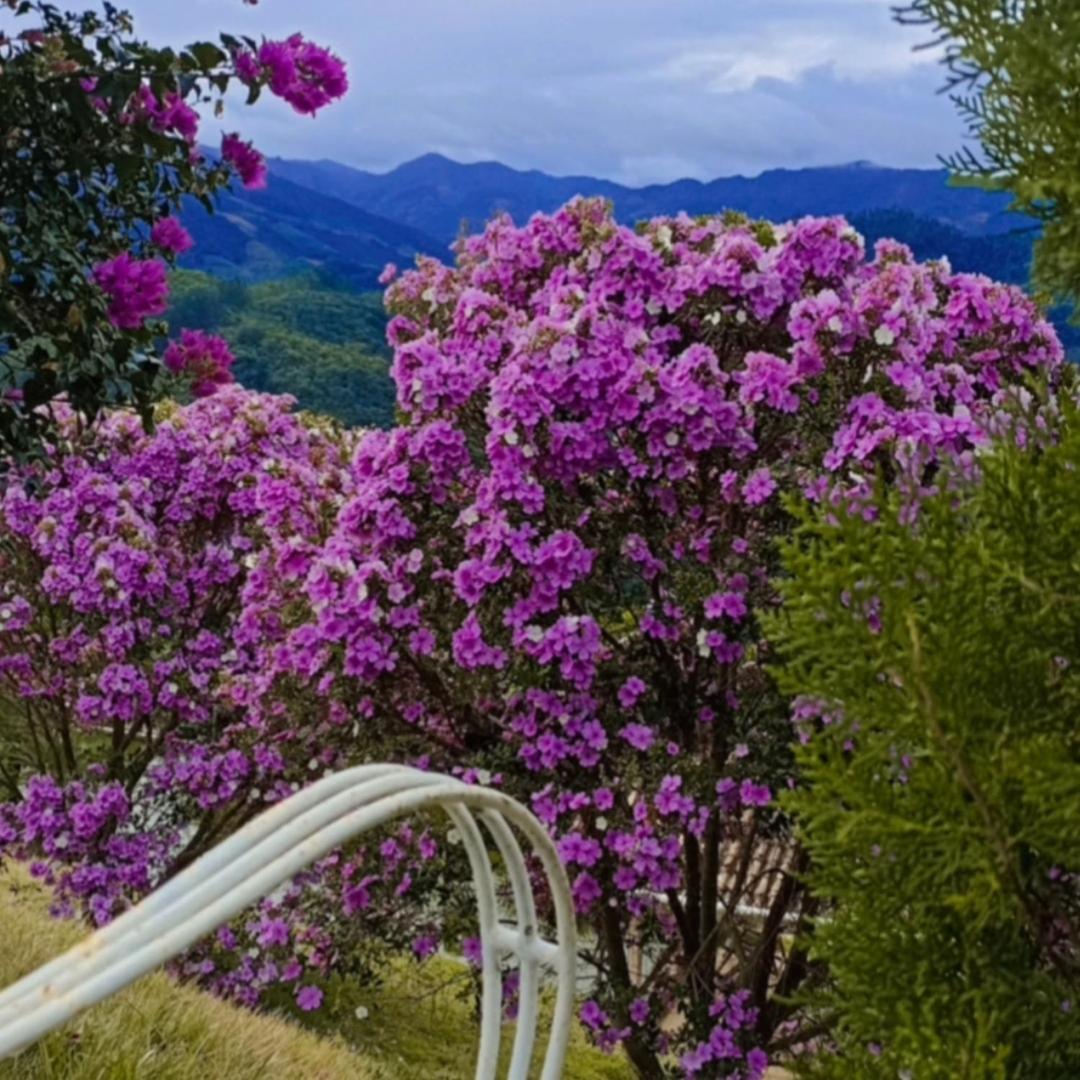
[167,271,396,428]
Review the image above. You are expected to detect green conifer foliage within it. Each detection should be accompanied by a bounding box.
[896,1,1080,313]
[768,391,1080,1077]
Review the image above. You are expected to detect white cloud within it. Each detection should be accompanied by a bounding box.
[653,26,929,93]
[82,0,963,183]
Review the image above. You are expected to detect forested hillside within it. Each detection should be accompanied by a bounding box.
[167,272,395,427]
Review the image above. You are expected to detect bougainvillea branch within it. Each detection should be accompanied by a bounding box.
[0,1,347,456]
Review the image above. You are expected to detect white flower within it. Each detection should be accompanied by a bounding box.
[595,816,608,831]
[696,628,710,658]
[734,309,748,325]
[446,828,462,846]
[874,326,896,347]
[525,625,544,643]
[827,315,843,333]
[461,507,480,526]
[475,769,492,786]
[665,431,680,447]
[354,1006,370,1021]
[656,225,673,249]
[504,430,519,446]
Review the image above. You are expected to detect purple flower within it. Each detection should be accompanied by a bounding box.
[739,779,772,808]
[619,723,655,752]
[150,217,194,256]
[741,468,777,506]
[746,1047,769,1079]
[221,133,267,190]
[163,330,235,396]
[257,35,348,116]
[92,254,169,330]
[412,934,438,960]
[461,937,483,967]
[580,999,608,1031]
[617,676,647,709]
[295,984,323,1012]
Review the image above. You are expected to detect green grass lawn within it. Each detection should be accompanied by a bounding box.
[0,865,632,1079]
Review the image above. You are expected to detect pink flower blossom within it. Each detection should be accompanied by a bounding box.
[150,216,194,255]
[221,132,267,190]
[91,254,169,330]
[162,329,235,396]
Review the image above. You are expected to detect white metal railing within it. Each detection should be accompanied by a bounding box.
[0,764,578,1079]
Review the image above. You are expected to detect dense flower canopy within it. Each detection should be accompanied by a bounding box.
[239,199,1061,1072]
[0,199,1063,1076]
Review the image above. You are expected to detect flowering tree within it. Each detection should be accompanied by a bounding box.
[0,1,346,456]
[0,388,472,1009]
[235,201,1063,1075]
[0,200,1063,1073]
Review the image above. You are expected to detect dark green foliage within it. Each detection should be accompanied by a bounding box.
[0,2,256,455]
[167,271,395,427]
[768,394,1080,1078]
[896,1,1080,312]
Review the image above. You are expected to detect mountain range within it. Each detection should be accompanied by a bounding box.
[268,153,1022,247]
[178,152,1033,289]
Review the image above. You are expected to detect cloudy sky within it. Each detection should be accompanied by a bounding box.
[114,1,963,185]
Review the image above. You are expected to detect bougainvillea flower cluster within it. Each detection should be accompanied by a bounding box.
[91,252,169,330]
[162,328,236,396]
[2,200,1062,1076]
[150,216,194,256]
[220,132,268,190]
[233,33,348,116]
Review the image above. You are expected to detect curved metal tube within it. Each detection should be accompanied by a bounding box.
[0,766,577,1080]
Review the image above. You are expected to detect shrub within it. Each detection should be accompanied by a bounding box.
[770,389,1080,1078]
[0,1,346,455]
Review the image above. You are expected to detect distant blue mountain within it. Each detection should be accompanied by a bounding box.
[268,152,1024,248]
[177,171,443,289]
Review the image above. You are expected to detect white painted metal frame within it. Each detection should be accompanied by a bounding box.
[0,765,577,1079]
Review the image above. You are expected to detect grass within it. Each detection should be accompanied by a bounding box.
[0,864,631,1079]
